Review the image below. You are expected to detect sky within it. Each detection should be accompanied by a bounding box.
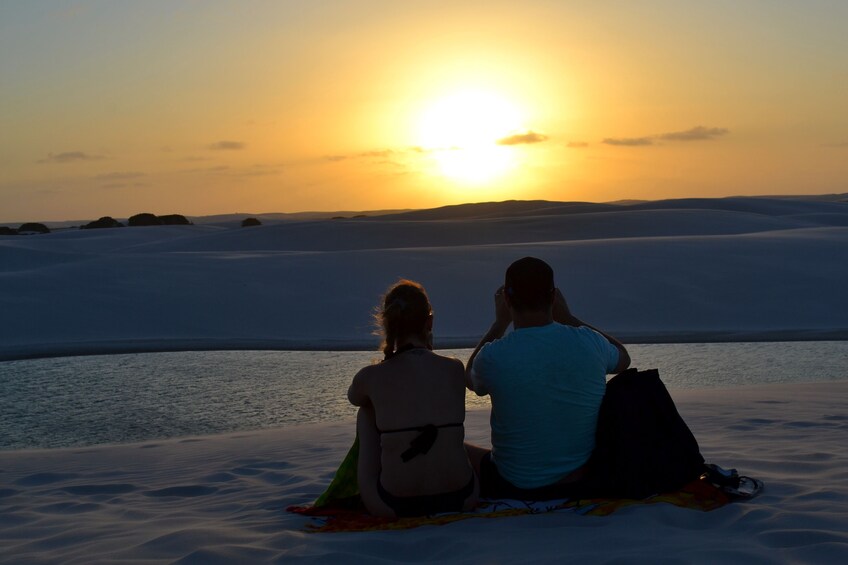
[2,0,847,222]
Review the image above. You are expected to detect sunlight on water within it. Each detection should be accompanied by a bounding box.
[1,342,846,450]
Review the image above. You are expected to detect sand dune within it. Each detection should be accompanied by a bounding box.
[2,196,847,360]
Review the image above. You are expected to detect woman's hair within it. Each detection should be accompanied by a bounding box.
[375,279,432,359]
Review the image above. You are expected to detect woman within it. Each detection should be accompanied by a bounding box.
[348,279,478,517]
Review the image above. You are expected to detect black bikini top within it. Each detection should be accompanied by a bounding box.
[379,422,464,463]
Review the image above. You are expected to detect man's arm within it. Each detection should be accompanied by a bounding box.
[465,286,511,390]
[553,288,631,373]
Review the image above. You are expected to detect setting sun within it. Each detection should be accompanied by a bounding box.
[416,90,525,184]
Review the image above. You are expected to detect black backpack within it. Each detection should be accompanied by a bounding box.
[589,368,706,499]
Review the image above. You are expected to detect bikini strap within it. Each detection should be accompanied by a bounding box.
[375,422,464,463]
[377,422,463,434]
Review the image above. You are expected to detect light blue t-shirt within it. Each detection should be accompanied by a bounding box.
[471,323,620,489]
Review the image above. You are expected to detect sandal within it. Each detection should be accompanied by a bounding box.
[701,463,764,500]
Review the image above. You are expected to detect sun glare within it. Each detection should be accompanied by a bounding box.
[416,90,525,184]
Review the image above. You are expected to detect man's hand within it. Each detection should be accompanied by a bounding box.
[552,287,631,373]
[494,286,512,330]
[553,288,581,326]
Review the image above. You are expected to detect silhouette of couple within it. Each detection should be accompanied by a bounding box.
[348,257,631,518]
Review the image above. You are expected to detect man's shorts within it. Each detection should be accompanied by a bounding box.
[479,452,591,500]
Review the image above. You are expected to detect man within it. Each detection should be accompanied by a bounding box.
[465,256,630,499]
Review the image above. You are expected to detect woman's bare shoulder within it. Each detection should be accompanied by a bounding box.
[434,353,465,370]
[354,361,384,379]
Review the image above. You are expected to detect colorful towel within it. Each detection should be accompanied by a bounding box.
[289,479,729,533]
[287,437,731,533]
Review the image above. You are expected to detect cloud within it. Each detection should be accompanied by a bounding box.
[208,140,246,150]
[182,163,282,178]
[822,141,848,148]
[602,137,654,147]
[658,126,729,141]
[359,149,395,158]
[602,125,730,147]
[496,131,549,146]
[38,151,105,163]
[100,182,147,190]
[94,171,146,180]
[567,141,589,148]
[325,148,413,163]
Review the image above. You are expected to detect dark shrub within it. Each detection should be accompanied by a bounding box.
[241,217,262,227]
[158,214,192,225]
[128,213,163,227]
[0,226,18,235]
[18,222,50,234]
[82,216,125,229]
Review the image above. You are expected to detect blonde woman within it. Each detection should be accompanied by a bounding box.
[348,280,478,517]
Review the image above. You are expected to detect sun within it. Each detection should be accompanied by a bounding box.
[416,90,525,184]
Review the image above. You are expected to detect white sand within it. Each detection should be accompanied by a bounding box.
[2,196,848,360]
[1,381,846,564]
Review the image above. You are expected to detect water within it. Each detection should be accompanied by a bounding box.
[1,342,846,450]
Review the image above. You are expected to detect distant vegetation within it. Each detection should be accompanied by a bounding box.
[241,217,262,227]
[128,213,192,227]
[0,222,51,235]
[82,216,125,229]
[1,213,193,235]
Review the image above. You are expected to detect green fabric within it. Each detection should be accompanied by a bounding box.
[314,435,361,508]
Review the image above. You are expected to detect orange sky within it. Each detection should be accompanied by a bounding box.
[2,1,847,222]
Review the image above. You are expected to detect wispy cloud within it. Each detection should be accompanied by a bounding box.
[94,171,146,180]
[602,137,654,147]
[567,141,589,148]
[38,151,105,164]
[100,182,148,190]
[194,165,231,173]
[496,131,549,146]
[324,147,419,163]
[603,125,730,147]
[182,163,283,178]
[208,140,246,151]
[822,141,848,148]
[658,126,729,141]
[359,149,395,158]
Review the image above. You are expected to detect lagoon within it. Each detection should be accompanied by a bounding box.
[2,341,846,450]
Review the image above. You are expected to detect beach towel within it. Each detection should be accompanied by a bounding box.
[286,437,732,533]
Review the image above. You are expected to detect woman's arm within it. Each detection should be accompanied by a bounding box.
[348,368,370,406]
